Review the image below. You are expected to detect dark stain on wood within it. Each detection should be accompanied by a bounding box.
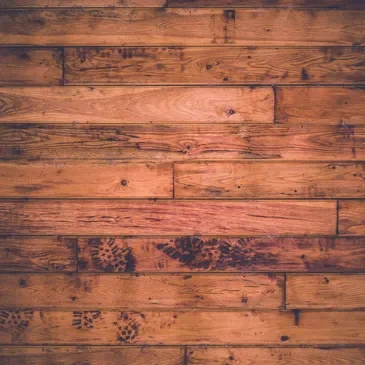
[115,311,145,344]
[72,310,102,330]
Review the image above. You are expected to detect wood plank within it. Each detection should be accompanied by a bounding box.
[64,47,365,85]
[0,48,62,86]
[187,348,365,365]
[1,123,364,161]
[0,200,336,235]
[287,274,365,309]
[277,87,365,125]
[0,236,76,273]
[175,162,365,199]
[0,87,273,124]
[0,273,284,310]
[0,310,364,344]
[339,200,365,235]
[0,162,172,198]
[1,9,365,46]
[0,346,184,365]
[78,236,365,273]
[0,0,166,7]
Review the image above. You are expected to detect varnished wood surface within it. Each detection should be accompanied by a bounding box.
[0,0,167,7]
[339,200,365,235]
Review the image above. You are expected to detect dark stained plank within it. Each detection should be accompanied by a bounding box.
[64,47,365,85]
[0,236,76,273]
[175,162,365,199]
[0,48,62,86]
[287,274,365,309]
[0,87,273,124]
[78,236,365,273]
[0,200,336,235]
[1,9,365,46]
[0,162,172,198]
[0,274,284,310]
[339,200,365,235]
[277,87,365,125]
[0,0,166,7]
[1,124,364,161]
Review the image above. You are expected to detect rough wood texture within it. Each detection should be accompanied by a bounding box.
[1,9,365,46]
[287,274,365,309]
[175,162,365,199]
[0,87,273,124]
[339,200,365,235]
[0,200,336,235]
[0,0,167,7]
[0,162,172,198]
[0,236,76,273]
[0,48,62,86]
[1,123,364,161]
[277,87,365,125]
[64,47,365,85]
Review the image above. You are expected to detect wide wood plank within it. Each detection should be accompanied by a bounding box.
[0,0,166,7]
[78,236,365,273]
[339,200,365,235]
[65,47,365,85]
[0,236,76,273]
[175,162,365,199]
[0,87,273,124]
[1,9,365,46]
[1,124,364,161]
[0,310,364,344]
[287,274,365,309]
[0,273,284,310]
[0,162,172,198]
[0,200,336,235]
[0,48,62,86]
[277,87,365,125]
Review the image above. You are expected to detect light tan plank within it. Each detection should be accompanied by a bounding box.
[339,200,365,235]
[0,0,166,7]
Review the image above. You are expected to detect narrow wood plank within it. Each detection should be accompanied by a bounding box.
[0,200,336,235]
[0,0,166,7]
[175,162,365,199]
[65,47,365,85]
[1,9,364,46]
[0,236,76,273]
[0,162,172,198]
[1,124,364,161]
[277,87,365,125]
[0,274,284,310]
[0,87,273,124]
[0,310,364,344]
[78,236,365,273]
[287,274,365,309]
[0,346,184,365]
[0,48,62,86]
[339,200,365,235]
[187,348,365,365]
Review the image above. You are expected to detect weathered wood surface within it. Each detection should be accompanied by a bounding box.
[277,87,365,125]
[287,274,365,309]
[0,162,172,198]
[0,0,167,7]
[0,200,336,235]
[0,48,62,86]
[0,87,273,124]
[1,9,365,46]
[339,200,365,235]
[0,236,76,273]
[1,124,364,161]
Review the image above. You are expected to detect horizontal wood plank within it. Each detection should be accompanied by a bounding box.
[1,9,365,46]
[0,87,273,124]
[0,0,166,7]
[0,200,336,235]
[64,47,365,85]
[0,48,62,86]
[287,274,365,309]
[339,200,365,235]
[277,87,365,125]
[0,162,172,198]
[175,162,365,199]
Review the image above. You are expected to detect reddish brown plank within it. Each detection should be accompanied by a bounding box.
[0,0,166,7]
[339,200,365,235]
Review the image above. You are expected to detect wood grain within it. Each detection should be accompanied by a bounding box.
[277,87,365,125]
[64,47,365,85]
[0,200,337,235]
[0,236,76,273]
[0,162,172,198]
[0,87,273,124]
[1,123,364,161]
[175,162,365,199]
[339,200,365,235]
[0,48,62,86]
[0,0,166,7]
[287,274,365,309]
[1,9,365,46]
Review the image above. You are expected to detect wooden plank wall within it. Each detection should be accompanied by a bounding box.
[0,1,365,364]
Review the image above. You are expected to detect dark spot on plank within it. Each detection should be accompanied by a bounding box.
[324,277,330,284]
[121,179,128,186]
[115,311,145,344]
[293,309,300,326]
[301,68,310,80]
[281,335,289,342]
[72,311,101,330]
[18,279,28,288]
[223,10,235,21]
